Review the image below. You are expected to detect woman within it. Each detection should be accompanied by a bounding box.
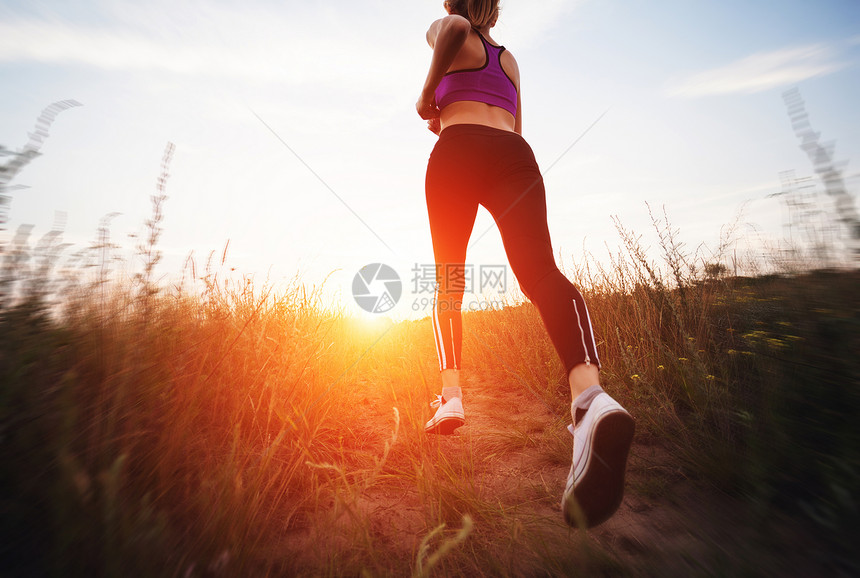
[416,0,634,528]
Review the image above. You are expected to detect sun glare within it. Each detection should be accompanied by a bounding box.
[350,311,394,336]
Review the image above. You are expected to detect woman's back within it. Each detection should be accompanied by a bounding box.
[419,13,521,134]
[443,28,517,83]
[435,29,518,130]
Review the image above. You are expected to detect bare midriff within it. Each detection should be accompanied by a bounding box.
[440,100,516,133]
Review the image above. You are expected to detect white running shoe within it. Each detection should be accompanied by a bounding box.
[561,392,634,528]
[424,394,465,434]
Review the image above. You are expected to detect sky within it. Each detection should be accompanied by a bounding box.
[1,0,858,320]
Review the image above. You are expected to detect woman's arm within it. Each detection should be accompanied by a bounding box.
[416,15,471,120]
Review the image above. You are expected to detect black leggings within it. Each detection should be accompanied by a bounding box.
[425,123,600,375]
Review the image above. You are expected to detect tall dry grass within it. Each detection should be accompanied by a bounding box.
[2,134,858,574]
[455,205,859,573]
[5,214,856,575]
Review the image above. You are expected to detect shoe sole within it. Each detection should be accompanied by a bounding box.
[564,410,635,528]
[425,414,465,435]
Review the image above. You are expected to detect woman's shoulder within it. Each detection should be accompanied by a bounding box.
[500,47,520,79]
[426,14,472,47]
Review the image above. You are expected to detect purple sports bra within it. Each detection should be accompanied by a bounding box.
[434,32,518,117]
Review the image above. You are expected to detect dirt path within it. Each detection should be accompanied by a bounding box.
[440,375,829,576]
[294,371,827,576]
[443,375,717,575]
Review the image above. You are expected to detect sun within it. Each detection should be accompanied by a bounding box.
[349,310,395,337]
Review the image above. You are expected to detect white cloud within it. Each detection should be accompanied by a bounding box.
[0,0,584,98]
[0,20,218,74]
[0,3,428,91]
[667,44,845,98]
[0,3,437,138]
[0,19,372,86]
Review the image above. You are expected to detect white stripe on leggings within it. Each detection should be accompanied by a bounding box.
[581,297,600,366]
[432,284,446,371]
[449,318,457,369]
[572,298,593,366]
